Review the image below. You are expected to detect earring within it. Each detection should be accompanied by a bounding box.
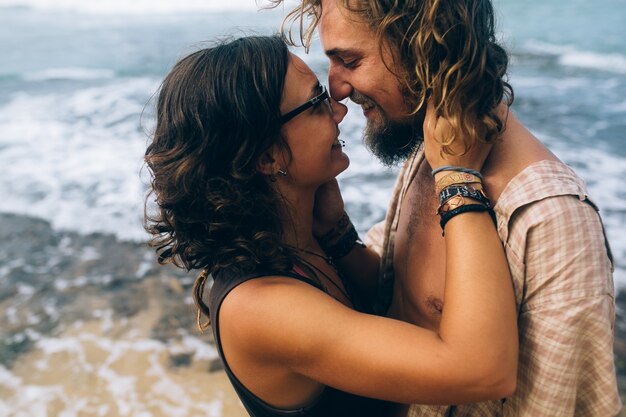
[278,169,288,176]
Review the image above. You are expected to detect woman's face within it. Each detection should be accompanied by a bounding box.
[277,54,349,189]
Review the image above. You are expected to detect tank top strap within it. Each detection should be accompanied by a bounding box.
[207,268,325,416]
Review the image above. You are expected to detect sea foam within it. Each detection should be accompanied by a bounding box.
[0,78,155,241]
[525,40,626,74]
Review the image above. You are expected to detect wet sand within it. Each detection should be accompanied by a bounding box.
[0,213,246,416]
[0,212,624,416]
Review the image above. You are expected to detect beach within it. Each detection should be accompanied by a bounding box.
[0,212,248,416]
[1,0,625,415]
[1,212,625,416]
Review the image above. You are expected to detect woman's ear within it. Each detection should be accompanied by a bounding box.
[257,142,290,178]
[256,150,278,176]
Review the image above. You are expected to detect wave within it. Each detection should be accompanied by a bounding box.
[0,76,392,244]
[0,78,159,242]
[23,67,116,82]
[524,40,626,74]
[0,0,297,14]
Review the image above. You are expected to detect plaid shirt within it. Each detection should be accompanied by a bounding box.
[367,153,621,416]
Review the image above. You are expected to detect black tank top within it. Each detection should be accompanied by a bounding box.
[208,268,393,417]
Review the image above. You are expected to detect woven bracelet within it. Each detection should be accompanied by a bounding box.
[435,172,483,194]
[320,223,366,260]
[318,211,352,244]
[439,204,497,233]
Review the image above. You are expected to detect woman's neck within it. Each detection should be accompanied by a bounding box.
[278,186,319,250]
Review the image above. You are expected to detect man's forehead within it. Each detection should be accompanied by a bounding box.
[318,0,372,53]
[318,0,359,25]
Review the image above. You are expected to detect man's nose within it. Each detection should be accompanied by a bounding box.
[328,64,352,102]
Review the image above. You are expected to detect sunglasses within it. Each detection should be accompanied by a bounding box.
[278,85,333,125]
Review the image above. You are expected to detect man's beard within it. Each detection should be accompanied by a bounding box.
[363,107,424,167]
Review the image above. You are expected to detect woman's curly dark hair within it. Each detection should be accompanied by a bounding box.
[144,35,294,327]
[274,0,514,154]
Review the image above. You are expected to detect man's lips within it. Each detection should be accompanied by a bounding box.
[350,93,376,112]
[360,102,375,111]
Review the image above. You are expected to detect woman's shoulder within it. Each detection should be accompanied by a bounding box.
[217,271,339,361]
[212,266,319,298]
[213,266,324,325]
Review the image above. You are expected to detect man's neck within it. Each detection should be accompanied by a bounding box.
[481,111,559,203]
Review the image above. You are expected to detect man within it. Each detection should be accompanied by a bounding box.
[274,0,620,415]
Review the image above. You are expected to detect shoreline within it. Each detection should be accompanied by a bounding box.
[0,212,624,415]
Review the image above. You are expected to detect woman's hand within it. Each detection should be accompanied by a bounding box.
[312,179,345,237]
[422,101,492,172]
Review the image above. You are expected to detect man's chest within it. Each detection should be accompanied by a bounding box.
[388,167,447,331]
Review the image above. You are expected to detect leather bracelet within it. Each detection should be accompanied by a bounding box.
[439,204,497,233]
[439,185,491,209]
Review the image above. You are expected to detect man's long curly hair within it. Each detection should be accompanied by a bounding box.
[144,35,294,328]
[273,0,514,154]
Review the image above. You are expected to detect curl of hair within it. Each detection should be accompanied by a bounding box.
[144,35,294,325]
[274,0,514,154]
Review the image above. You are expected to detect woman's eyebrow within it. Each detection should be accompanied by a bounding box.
[309,81,322,98]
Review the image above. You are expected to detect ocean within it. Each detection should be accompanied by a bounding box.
[0,0,624,416]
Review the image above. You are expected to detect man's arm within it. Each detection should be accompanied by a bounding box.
[505,194,620,416]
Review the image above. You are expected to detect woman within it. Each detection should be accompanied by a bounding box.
[145,35,517,416]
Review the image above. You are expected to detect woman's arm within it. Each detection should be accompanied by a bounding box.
[221,242,517,404]
[222,171,516,405]
[219,103,518,405]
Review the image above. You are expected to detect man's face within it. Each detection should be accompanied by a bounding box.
[318,0,424,165]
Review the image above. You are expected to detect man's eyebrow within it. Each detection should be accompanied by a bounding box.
[325,47,359,57]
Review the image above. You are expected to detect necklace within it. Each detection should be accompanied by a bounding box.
[285,244,352,305]
[287,245,335,266]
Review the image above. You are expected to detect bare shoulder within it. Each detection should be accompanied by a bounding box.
[218,275,346,360]
[220,276,316,327]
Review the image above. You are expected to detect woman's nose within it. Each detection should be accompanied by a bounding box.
[331,98,348,124]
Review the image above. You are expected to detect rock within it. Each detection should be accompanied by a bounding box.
[209,357,225,373]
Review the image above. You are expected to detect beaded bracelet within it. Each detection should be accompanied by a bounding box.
[439,204,497,233]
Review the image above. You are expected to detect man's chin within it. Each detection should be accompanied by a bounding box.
[363,119,422,167]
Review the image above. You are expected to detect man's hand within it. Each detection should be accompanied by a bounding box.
[423,101,492,172]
